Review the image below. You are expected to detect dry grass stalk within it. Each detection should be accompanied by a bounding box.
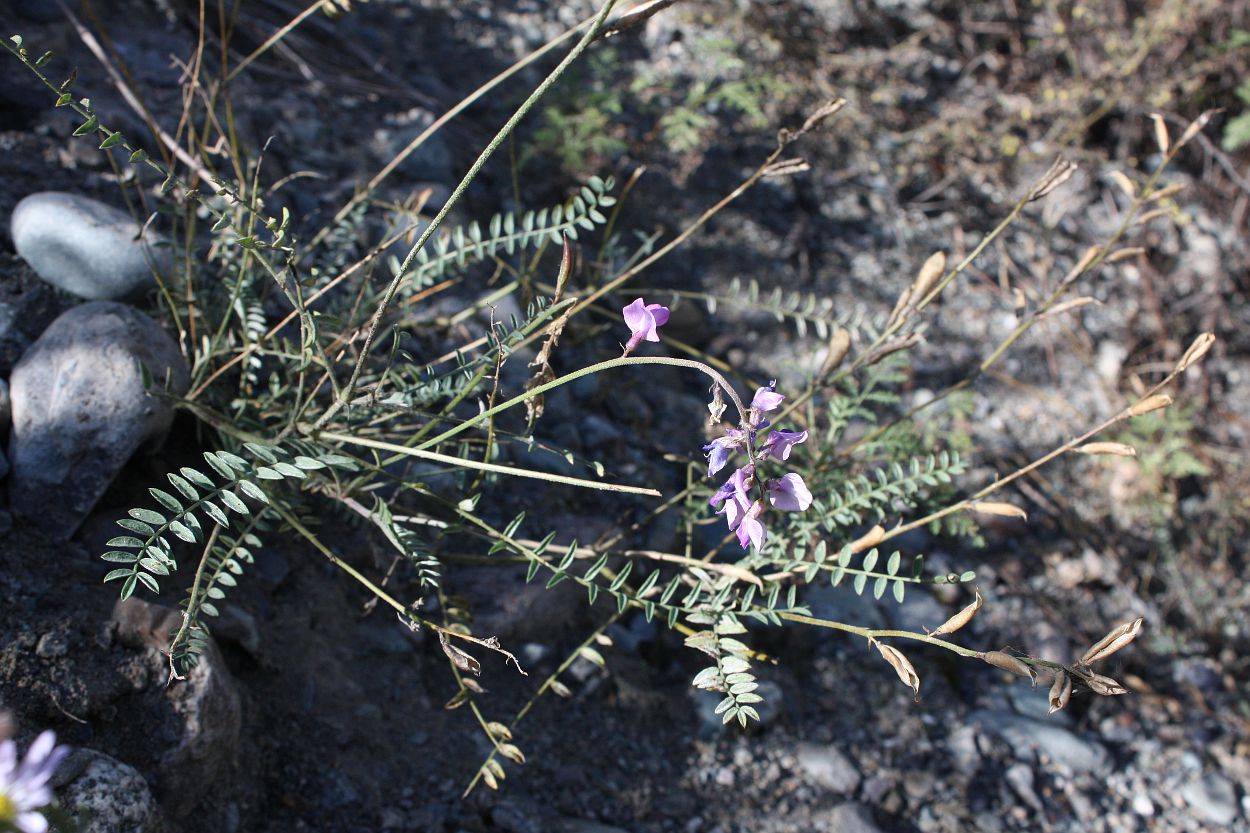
[1080,617,1144,665]
[873,639,921,697]
[1074,441,1137,457]
[971,501,1028,521]
[930,589,983,637]
[1049,670,1072,714]
[981,651,1036,682]
[1128,393,1173,417]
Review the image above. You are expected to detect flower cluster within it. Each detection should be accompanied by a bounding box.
[617,300,812,553]
[706,383,812,551]
[0,730,68,833]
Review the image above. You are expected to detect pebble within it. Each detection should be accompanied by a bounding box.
[1181,772,1239,825]
[11,192,167,300]
[35,630,68,658]
[1131,792,1155,817]
[58,749,165,833]
[6,301,189,537]
[969,710,1110,774]
[817,802,885,833]
[795,741,862,794]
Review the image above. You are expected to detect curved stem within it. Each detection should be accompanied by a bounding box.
[411,355,750,453]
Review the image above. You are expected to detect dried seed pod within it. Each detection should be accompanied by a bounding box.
[1040,297,1099,320]
[498,743,526,764]
[480,766,499,790]
[1176,332,1216,373]
[1049,670,1073,714]
[931,589,983,637]
[1080,617,1145,665]
[549,679,572,698]
[1109,170,1136,199]
[912,251,946,306]
[874,640,921,697]
[1085,672,1129,696]
[1150,113,1170,155]
[850,525,886,553]
[1058,245,1101,290]
[1175,110,1215,151]
[1134,207,1172,225]
[1149,182,1185,202]
[439,630,482,676]
[971,501,1028,521]
[486,721,513,741]
[1105,246,1145,263]
[1074,442,1137,457]
[1128,393,1173,417]
[819,328,852,379]
[1027,157,1077,202]
[981,651,1037,683]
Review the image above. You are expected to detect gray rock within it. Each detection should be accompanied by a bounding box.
[880,588,946,633]
[11,192,167,300]
[554,821,632,833]
[7,302,188,537]
[0,377,9,431]
[1181,772,1239,826]
[817,802,885,833]
[795,741,861,794]
[111,598,242,819]
[969,710,1110,774]
[372,108,454,183]
[58,749,166,833]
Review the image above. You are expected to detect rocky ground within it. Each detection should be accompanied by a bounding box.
[2,1,1249,832]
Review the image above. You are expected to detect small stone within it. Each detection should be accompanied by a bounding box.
[1004,763,1043,814]
[795,741,861,794]
[6,302,189,537]
[1131,792,1155,817]
[818,802,885,833]
[1181,772,1239,825]
[36,630,69,658]
[59,749,166,833]
[11,192,168,300]
[969,710,1110,773]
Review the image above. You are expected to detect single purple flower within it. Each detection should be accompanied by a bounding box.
[621,297,670,355]
[0,730,70,833]
[734,500,766,550]
[759,429,808,461]
[767,473,813,512]
[748,381,785,428]
[709,465,754,509]
[703,428,748,477]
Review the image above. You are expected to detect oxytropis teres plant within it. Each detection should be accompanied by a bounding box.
[2,0,1220,808]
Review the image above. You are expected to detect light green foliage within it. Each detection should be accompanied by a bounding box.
[1222,79,1250,152]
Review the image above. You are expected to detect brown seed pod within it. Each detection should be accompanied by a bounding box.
[1150,113,1170,156]
[1176,332,1216,374]
[970,501,1028,521]
[930,589,983,637]
[981,651,1037,683]
[873,639,920,698]
[1128,394,1173,417]
[1027,157,1077,202]
[1074,442,1137,457]
[1085,672,1128,696]
[1080,617,1145,666]
[850,525,886,554]
[819,328,852,379]
[1048,670,1072,714]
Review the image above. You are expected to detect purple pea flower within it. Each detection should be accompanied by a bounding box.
[703,427,748,477]
[0,730,70,833]
[759,429,808,461]
[767,473,813,512]
[734,500,766,551]
[748,381,785,428]
[621,297,670,356]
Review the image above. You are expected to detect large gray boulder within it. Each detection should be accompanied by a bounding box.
[11,192,167,300]
[7,302,189,537]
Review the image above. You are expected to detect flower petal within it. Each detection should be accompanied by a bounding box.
[750,381,785,412]
[621,298,650,337]
[768,473,813,512]
[646,303,670,328]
